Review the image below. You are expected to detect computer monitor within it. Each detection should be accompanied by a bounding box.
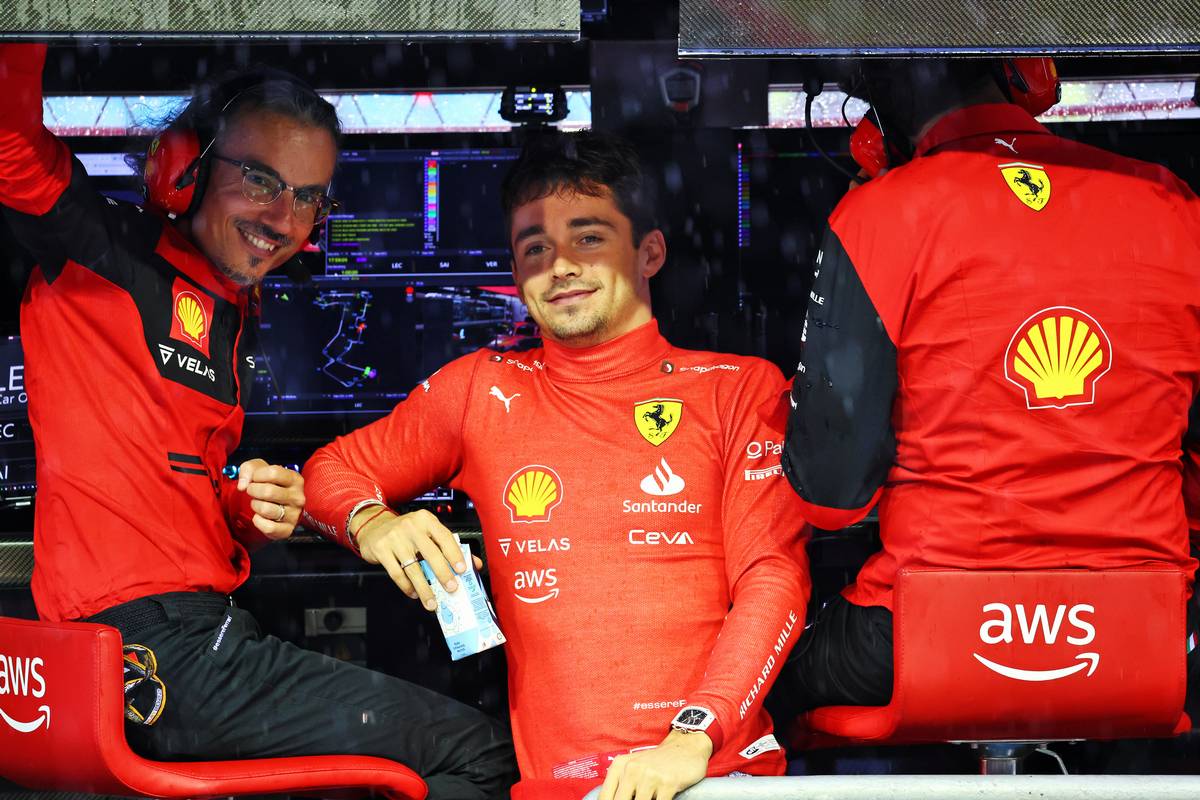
[246,143,533,419]
[246,281,533,417]
[323,147,518,283]
[0,337,35,508]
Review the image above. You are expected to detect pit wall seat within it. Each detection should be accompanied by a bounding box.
[797,567,1190,766]
[0,616,428,799]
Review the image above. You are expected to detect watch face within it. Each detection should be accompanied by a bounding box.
[679,708,709,726]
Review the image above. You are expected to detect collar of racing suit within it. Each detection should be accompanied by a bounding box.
[914,102,1051,159]
[540,318,671,383]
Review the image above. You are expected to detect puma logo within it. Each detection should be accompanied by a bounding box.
[489,385,520,413]
[994,137,1018,155]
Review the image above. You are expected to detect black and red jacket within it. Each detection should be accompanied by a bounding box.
[1,44,259,622]
[784,103,1200,610]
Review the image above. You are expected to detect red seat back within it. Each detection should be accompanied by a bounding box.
[0,617,129,792]
[885,567,1188,741]
[0,616,427,799]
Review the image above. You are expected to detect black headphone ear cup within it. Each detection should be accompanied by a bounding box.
[1005,59,1031,95]
[183,153,211,217]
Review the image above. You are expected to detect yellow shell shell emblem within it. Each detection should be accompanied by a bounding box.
[1004,307,1111,410]
[999,162,1051,211]
[174,292,208,347]
[503,466,563,524]
[634,398,683,446]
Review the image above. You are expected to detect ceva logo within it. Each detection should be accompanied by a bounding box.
[974,602,1098,682]
[0,653,50,733]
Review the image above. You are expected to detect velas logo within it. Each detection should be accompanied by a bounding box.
[497,536,570,556]
[169,278,215,359]
[634,398,682,446]
[999,161,1051,211]
[973,602,1098,682]
[503,466,563,524]
[1004,306,1112,410]
[0,653,50,734]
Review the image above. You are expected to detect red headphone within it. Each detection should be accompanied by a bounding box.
[142,127,205,216]
[849,57,1060,179]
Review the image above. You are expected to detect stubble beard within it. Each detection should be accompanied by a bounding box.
[541,303,609,344]
[212,255,262,287]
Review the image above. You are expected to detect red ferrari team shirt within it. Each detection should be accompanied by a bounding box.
[0,44,259,621]
[303,320,810,779]
[784,103,1200,610]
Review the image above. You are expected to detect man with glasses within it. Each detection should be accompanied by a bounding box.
[0,44,516,799]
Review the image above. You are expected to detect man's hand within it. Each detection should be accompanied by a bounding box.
[599,730,713,800]
[235,459,305,540]
[352,507,480,611]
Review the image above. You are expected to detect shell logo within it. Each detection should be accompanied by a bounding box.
[502,465,563,524]
[1004,306,1112,410]
[174,292,209,349]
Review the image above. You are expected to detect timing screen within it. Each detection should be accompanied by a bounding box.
[325,149,518,281]
[247,279,534,416]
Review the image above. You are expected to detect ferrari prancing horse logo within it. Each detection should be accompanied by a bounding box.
[999,162,1051,211]
[634,399,682,446]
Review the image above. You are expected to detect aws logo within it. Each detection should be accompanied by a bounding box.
[514,568,559,604]
[0,653,50,734]
[974,602,1098,682]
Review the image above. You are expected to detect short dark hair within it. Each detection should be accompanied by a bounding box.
[178,66,342,147]
[500,130,658,247]
[846,58,999,142]
[128,66,341,179]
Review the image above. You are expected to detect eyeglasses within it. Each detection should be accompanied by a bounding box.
[211,154,339,225]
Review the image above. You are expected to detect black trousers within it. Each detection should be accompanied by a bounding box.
[89,592,517,800]
[766,595,894,719]
[768,593,1200,722]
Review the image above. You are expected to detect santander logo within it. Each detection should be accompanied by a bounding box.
[974,602,1098,682]
[0,653,50,733]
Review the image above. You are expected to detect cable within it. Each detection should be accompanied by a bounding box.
[803,78,863,186]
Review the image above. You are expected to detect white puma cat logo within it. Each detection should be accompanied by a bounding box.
[994,136,1018,154]
[489,386,520,413]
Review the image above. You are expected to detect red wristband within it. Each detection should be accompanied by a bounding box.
[349,505,390,553]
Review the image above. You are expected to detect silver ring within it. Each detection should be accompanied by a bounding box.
[273,504,287,522]
[399,558,420,569]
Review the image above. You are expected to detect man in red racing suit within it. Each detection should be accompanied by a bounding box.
[773,58,1200,717]
[0,43,515,798]
[303,131,810,800]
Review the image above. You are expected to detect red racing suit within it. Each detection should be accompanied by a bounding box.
[0,44,260,622]
[783,103,1200,610]
[303,320,810,779]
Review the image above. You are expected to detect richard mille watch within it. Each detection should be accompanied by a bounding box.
[669,706,724,750]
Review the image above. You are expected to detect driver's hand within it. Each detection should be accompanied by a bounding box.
[352,507,479,611]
